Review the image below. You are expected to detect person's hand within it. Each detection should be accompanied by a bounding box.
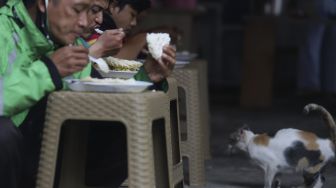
[50,46,89,77]
[89,28,125,58]
[144,45,176,83]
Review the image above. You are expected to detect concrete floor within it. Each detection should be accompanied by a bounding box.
[203,89,336,188]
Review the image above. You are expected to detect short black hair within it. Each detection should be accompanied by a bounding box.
[23,0,37,8]
[23,0,59,8]
[112,0,151,13]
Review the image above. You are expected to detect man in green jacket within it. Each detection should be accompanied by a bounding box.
[0,0,176,187]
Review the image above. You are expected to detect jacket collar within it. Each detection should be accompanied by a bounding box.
[1,0,54,56]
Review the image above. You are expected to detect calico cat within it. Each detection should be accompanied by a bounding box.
[228,103,336,188]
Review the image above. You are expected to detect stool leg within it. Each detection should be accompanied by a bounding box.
[127,120,156,188]
[181,142,205,187]
[57,122,89,188]
[184,73,206,187]
[153,120,170,188]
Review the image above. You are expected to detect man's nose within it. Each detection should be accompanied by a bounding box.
[78,12,89,28]
[130,18,137,27]
[96,13,103,25]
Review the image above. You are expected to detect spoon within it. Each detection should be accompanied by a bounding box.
[95,28,104,34]
[89,56,110,73]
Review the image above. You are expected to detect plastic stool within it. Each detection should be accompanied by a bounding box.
[167,77,184,187]
[36,91,173,188]
[188,60,211,160]
[173,66,205,187]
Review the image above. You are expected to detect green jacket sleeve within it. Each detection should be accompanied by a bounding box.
[0,14,60,118]
[2,58,60,116]
[133,66,169,92]
[2,55,91,126]
[2,58,62,126]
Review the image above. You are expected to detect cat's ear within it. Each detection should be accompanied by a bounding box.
[239,128,244,135]
[242,124,250,131]
[238,124,250,135]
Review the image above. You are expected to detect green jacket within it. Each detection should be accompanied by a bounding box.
[0,0,92,126]
[0,0,167,127]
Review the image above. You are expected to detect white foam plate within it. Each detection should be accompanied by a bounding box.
[175,60,190,68]
[98,70,137,79]
[66,79,152,93]
[176,52,197,61]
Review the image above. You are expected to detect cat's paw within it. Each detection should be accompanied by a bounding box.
[272,178,281,188]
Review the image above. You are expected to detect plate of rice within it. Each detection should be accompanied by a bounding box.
[65,77,152,93]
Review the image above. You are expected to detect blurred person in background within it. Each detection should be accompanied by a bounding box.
[86,0,180,60]
[81,0,126,58]
[297,0,336,99]
[80,0,125,78]
[85,0,151,59]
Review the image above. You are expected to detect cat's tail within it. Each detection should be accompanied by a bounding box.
[303,103,336,145]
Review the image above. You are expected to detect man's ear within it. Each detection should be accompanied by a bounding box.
[109,0,117,8]
[37,0,46,13]
[109,1,120,14]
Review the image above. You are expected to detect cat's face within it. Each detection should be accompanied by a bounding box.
[228,125,250,152]
[228,129,243,146]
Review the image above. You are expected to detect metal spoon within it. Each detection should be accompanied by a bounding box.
[89,56,110,73]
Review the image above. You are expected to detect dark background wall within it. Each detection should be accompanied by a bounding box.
[148,0,305,92]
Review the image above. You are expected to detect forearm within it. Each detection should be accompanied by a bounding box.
[89,43,104,58]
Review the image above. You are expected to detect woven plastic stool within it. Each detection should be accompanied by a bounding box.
[166,77,184,188]
[188,60,211,160]
[121,78,184,188]
[36,91,173,188]
[173,66,205,187]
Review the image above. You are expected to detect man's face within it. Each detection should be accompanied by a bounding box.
[82,0,108,38]
[44,0,92,45]
[109,4,138,34]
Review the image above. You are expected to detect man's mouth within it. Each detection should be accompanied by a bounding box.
[72,31,82,38]
[123,28,131,35]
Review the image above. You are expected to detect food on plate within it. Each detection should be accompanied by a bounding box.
[104,56,142,71]
[146,33,171,60]
[80,77,137,84]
